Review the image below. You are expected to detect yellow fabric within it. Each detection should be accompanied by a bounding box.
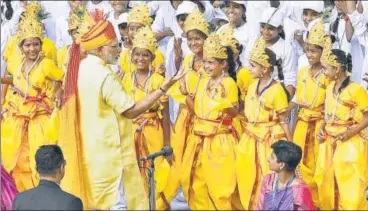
[59,55,148,210]
[315,82,368,210]
[119,48,166,75]
[1,58,63,192]
[4,35,57,65]
[121,72,170,209]
[56,46,70,71]
[293,66,330,208]
[237,67,254,100]
[181,76,238,210]
[235,80,288,209]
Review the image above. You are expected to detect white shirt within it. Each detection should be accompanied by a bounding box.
[348,10,368,89]
[41,1,71,43]
[268,38,298,87]
[86,1,113,15]
[217,22,259,68]
[151,2,178,54]
[55,14,73,49]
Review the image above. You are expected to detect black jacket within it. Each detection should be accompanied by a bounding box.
[12,180,83,210]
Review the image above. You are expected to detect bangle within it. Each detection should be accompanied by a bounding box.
[160,86,167,94]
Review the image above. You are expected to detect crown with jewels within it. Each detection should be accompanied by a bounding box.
[204,34,228,59]
[68,6,87,30]
[17,12,44,43]
[249,37,271,67]
[128,3,152,26]
[184,10,209,36]
[321,36,339,67]
[218,25,239,56]
[24,2,50,21]
[306,19,326,47]
[132,26,158,54]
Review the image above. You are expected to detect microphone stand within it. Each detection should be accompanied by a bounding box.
[147,158,156,211]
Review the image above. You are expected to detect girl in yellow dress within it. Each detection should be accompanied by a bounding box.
[315,38,368,210]
[235,38,292,210]
[290,21,329,208]
[1,13,64,192]
[118,4,166,75]
[164,10,210,202]
[181,34,239,210]
[120,26,171,210]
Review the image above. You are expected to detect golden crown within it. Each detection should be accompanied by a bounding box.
[68,6,87,30]
[203,34,228,59]
[184,10,209,36]
[218,25,239,56]
[24,2,50,21]
[128,3,152,26]
[321,36,339,67]
[17,13,44,43]
[249,37,271,67]
[132,26,158,54]
[306,20,325,47]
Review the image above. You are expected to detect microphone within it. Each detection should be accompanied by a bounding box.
[139,146,173,161]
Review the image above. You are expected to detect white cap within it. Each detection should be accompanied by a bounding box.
[232,1,247,7]
[260,7,285,28]
[175,1,199,17]
[302,1,325,13]
[117,12,128,25]
[211,8,229,24]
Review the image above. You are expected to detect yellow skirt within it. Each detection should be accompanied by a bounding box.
[181,118,237,210]
[315,130,368,210]
[235,123,285,210]
[133,116,170,210]
[1,112,54,192]
[293,118,322,207]
[163,105,193,202]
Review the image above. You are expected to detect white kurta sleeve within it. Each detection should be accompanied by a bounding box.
[282,41,298,87]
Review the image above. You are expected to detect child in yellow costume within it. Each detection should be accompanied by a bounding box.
[121,26,171,210]
[118,4,165,75]
[1,13,64,192]
[164,10,209,203]
[290,20,330,208]
[235,38,293,210]
[181,34,239,210]
[315,37,368,210]
[3,2,57,65]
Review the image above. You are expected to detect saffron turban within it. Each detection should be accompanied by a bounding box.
[80,20,116,51]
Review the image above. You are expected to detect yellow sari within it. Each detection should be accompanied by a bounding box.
[181,76,238,210]
[293,66,329,208]
[315,82,368,210]
[119,48,166,75]
[235,80,288,210]
[1,57,64,192]
[121,72,170,209]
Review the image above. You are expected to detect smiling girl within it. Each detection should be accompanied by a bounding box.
[181,34,239,210]
[235,37,292,210]
[120,26,171,210]
[315,37,368,210]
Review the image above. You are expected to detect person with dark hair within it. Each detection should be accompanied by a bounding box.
[290,20,330,209]
[218,1,259,68]
[1,4,64,193]
[315,37,368,210]
[235,38,292,210]
[256,140,315,210]
[181,34,239,210]
[260,7,297,98]
[12,145,83,210]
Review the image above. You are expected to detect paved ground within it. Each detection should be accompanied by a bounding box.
[170,188,190,210]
